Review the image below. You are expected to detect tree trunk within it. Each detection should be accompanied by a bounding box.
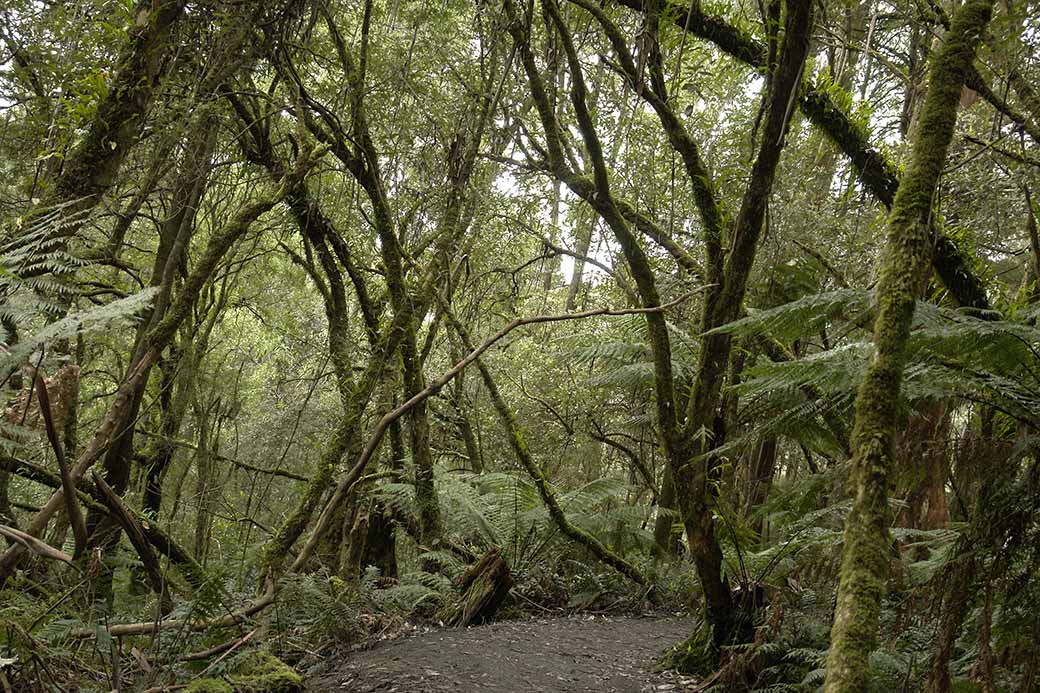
[403,330,442,548]
[924,551,976,693]
[744,437,778,534]
[823,2,994,688]
[674,0,813,651]
[652,466,680,557]
[38,0,186,232]
[447,548,513,626]
[362,501,398,580]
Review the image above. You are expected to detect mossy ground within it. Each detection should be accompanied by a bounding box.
[185,679,233,693]
[656,619,718,676]
[227,651,303,693]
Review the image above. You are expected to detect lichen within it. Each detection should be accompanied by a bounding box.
[227,652,303,693]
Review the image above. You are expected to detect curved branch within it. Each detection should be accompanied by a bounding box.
[288,293,695,574]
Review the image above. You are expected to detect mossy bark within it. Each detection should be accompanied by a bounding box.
[673,0,813,649]
[651,467,680,557]
[44,0,185,214]
[823,1,994,689]
[447,547,513,626]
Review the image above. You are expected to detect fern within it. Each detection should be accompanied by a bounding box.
[711,289,1040,466]
[0,289,157,383]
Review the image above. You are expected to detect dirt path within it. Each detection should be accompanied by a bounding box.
[309,615,697,692]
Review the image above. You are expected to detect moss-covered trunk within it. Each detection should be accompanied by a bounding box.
[43,0,186,217]
[674,0,813,652]
[823,1,994,689]
[401,329,442,547]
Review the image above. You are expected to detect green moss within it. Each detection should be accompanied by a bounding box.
[656,620,718,676]
[228,652,303,693]
[185,679,233,693]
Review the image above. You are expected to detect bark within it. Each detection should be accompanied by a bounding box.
[652,466,680,557]
[362,501,398,580]
[402,333,443,546]
[456,409,483,474]
[823,2,994,689]
[33,372,87,559]
[338,500,368,584]
[0,466,11,529]
[977,581,997,693]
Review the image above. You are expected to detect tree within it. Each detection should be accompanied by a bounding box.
[824,1,995,688]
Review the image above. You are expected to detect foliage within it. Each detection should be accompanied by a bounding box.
[0,0,1036,689]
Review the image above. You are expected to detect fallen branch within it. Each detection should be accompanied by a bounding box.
[72,584,276,638]
[33,373,88,559]
[93,473,173,614]
[197,629,257,680]
[172,628,257,663]
[0,525,75,567]
[0,456,207,589]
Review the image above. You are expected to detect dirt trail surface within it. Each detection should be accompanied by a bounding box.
[309,615,697,692]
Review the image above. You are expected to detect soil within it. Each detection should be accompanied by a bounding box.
[308,614,698,692]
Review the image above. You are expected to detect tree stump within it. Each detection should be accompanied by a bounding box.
[447,547,512,626]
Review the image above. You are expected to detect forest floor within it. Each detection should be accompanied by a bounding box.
[308,614,699,692]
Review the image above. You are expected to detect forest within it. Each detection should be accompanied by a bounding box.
[0,0,1037,690]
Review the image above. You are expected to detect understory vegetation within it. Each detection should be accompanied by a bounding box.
[0,0,1038,691]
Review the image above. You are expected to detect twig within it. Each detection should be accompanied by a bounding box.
[195,628,257,679]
